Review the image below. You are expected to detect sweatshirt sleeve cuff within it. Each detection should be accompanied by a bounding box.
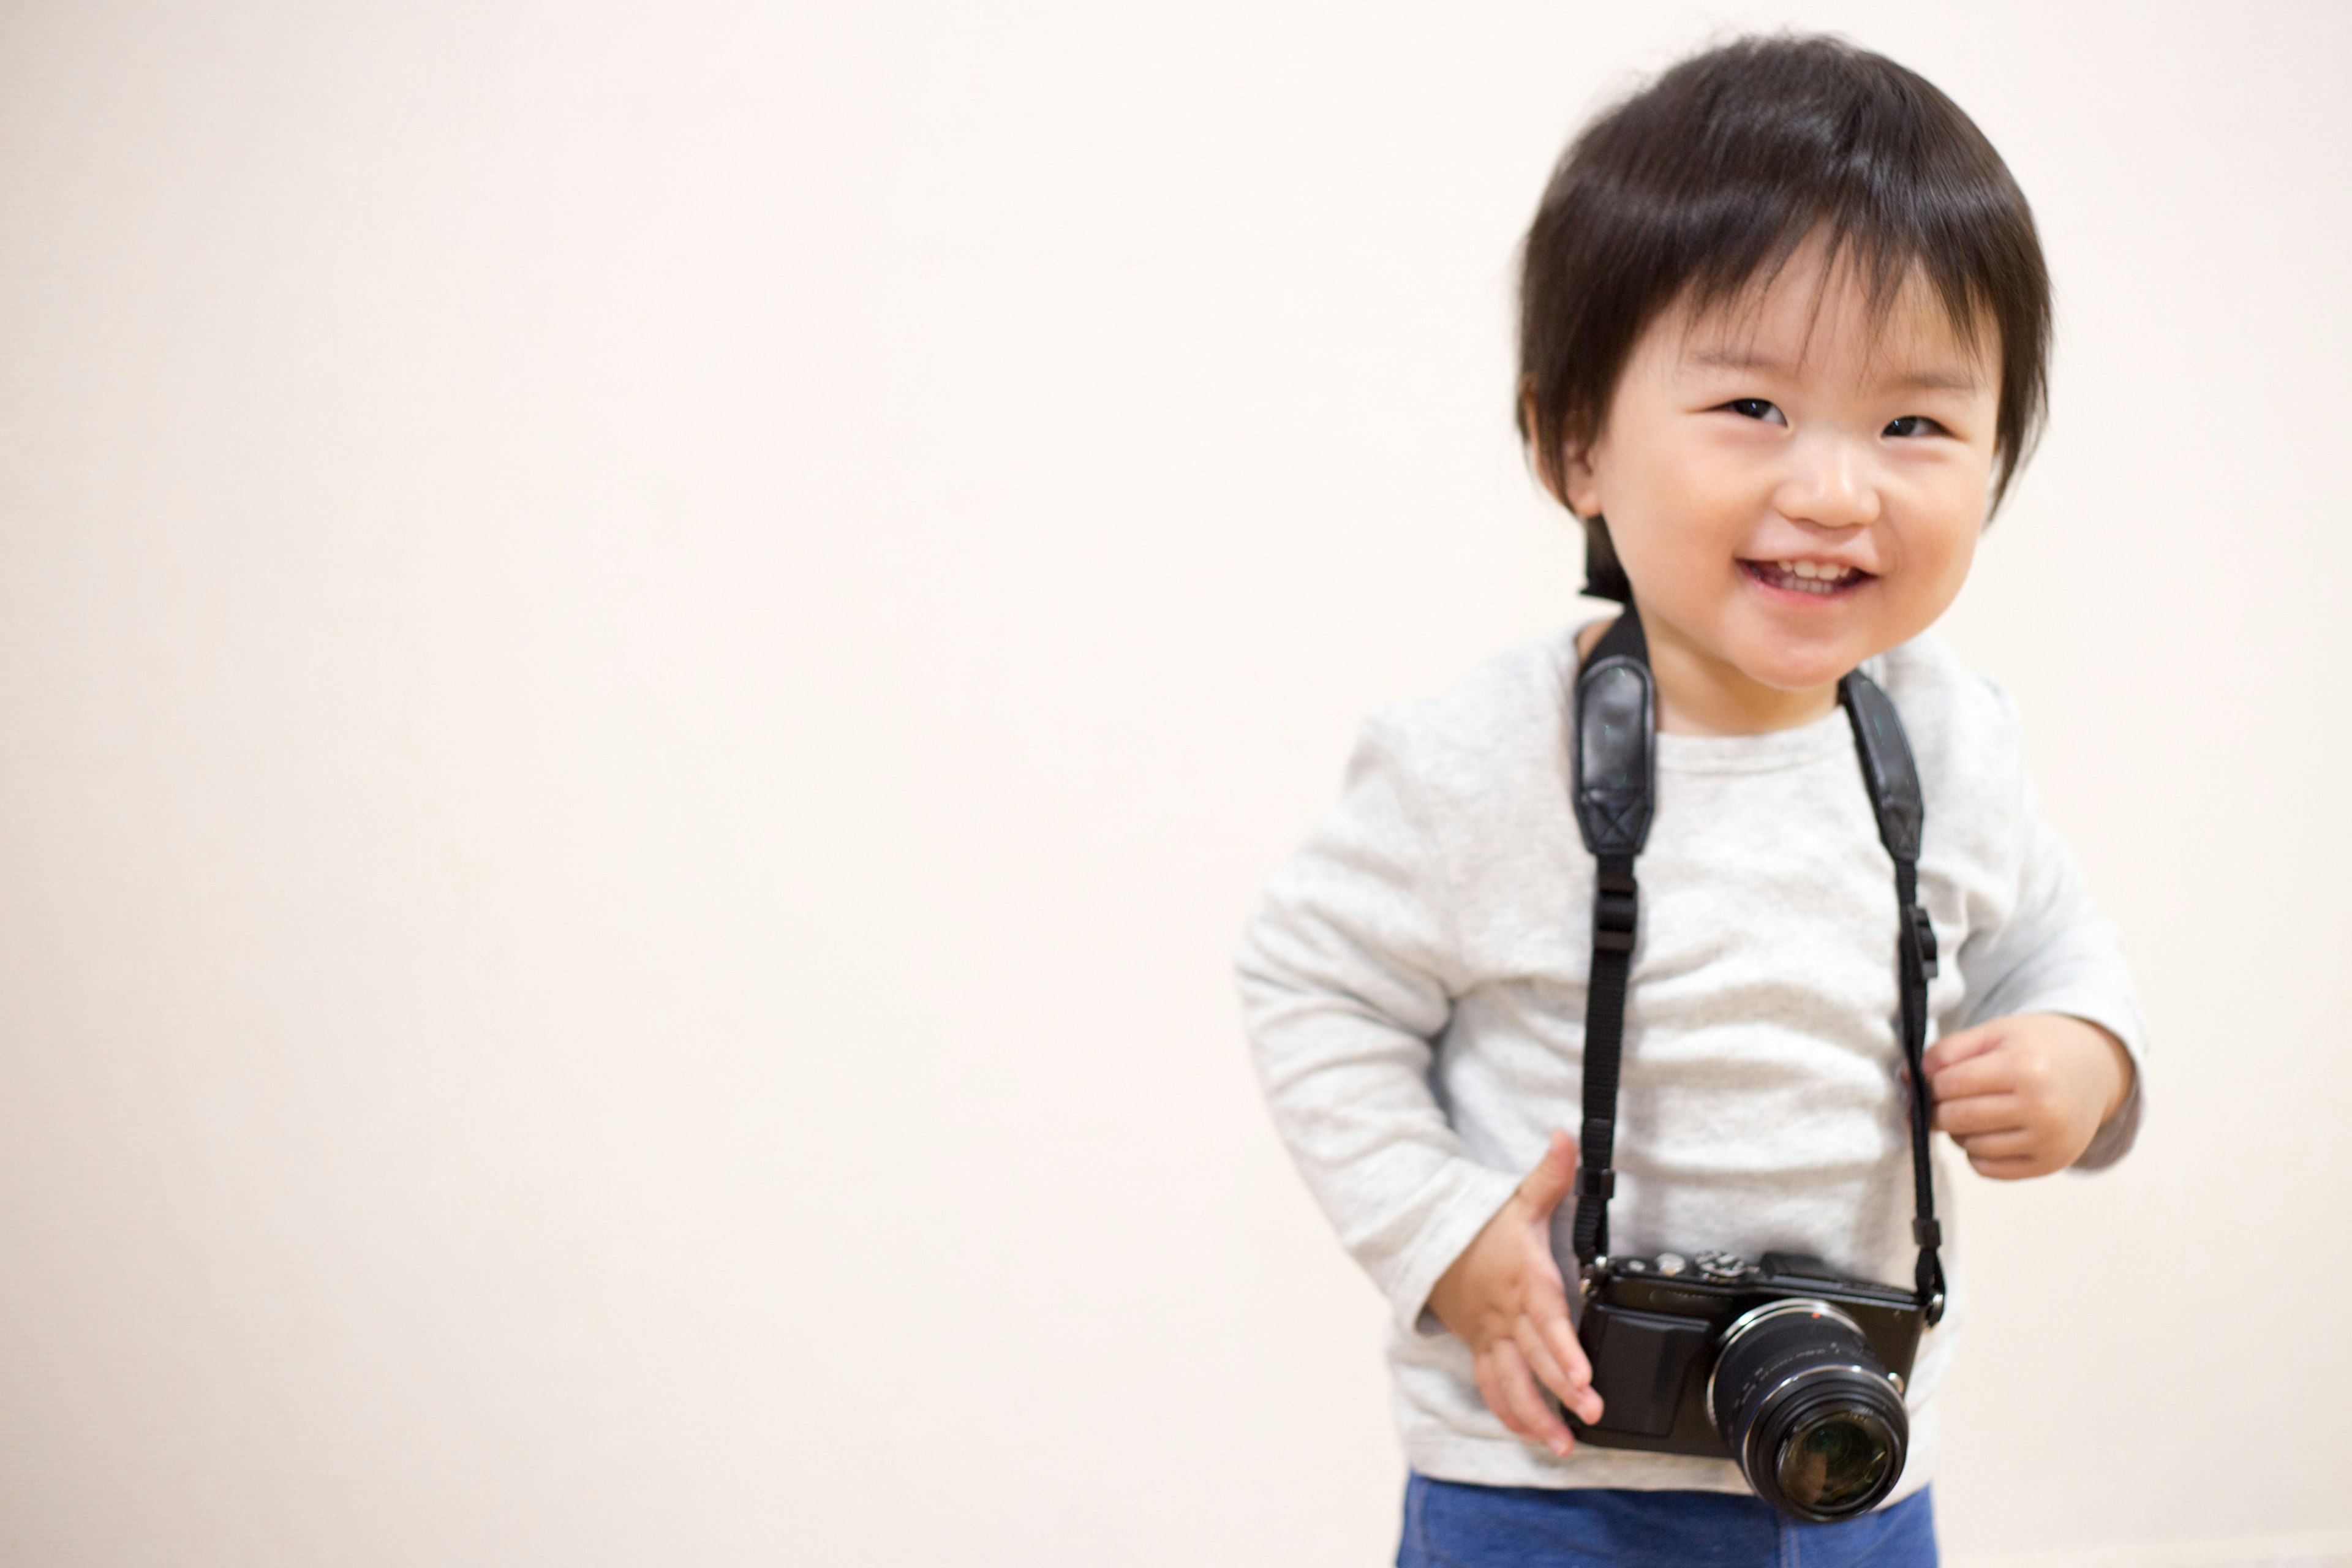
[1380,1160,1523,1340]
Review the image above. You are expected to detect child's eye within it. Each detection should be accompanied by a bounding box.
[1883,415,1945,438]
[1722,398,1785,425]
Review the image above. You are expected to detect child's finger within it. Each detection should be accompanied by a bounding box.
[1927,1050,2018,1105]
[1521,1329,1601,1429]
[1931,1091,2025,1136]
[1951,1126,2041,1161]
[1516,1313,1600,1427]
[1921,1022,2004,1078]
[1537,1297,1592,1388]
[1514,1129,1580,1219]
[1516,1316,1572,1400]
[1489,1339,1574,1457]
[1472,1351,1535,1444]
[1964,1150,2054,1180]
[1528,1295,1602,1425]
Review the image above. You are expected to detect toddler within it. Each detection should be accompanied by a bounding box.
[1237,35,2146,1568]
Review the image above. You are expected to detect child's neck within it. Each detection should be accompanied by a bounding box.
[1577,615,1844,736]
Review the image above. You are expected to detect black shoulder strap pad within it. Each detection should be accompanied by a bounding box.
[1839,669,1923,865]
[1571,612,1655,856]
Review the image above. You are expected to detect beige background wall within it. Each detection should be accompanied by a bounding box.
[1,2,2346,1564]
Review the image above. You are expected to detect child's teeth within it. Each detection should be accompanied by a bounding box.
[1755,560,1856,593]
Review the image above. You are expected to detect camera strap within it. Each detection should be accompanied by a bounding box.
[1566,603,1948,1326]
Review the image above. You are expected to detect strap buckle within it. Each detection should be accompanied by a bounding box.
[1907,905,1939,979]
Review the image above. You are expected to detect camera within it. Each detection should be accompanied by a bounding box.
[1566,1248,1923,1521]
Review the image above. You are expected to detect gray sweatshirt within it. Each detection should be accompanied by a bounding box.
[1235,626,2147,1501]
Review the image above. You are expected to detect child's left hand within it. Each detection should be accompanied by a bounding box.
[1923,1012,2134,1179]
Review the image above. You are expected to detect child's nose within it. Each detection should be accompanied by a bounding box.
[1774,433,1881,531]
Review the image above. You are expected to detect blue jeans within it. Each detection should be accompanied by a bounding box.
[1398,1476,1937,1568]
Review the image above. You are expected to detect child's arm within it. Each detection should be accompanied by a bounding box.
[1932,698,2149,1176]
[1238,715,1510,1301]
[1240,714,1600,1445]
[1232,719,1580,1382]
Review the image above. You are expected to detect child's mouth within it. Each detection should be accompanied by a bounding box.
[1740,559,1874,598]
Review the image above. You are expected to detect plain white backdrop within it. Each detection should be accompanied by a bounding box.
[2,2,2348,1564]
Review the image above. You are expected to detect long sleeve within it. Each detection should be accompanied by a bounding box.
[1235,714,1521,1336]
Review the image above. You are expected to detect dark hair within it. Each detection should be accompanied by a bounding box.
[1517,36,2051,594]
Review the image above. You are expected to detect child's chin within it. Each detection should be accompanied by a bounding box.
[1731,639,1867,695]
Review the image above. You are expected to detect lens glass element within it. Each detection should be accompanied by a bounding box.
[1777,1409,1896,1513]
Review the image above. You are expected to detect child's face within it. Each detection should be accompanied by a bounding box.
[1564,241,2000,720]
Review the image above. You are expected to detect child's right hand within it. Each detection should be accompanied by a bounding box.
[1426,1131,1605,1457]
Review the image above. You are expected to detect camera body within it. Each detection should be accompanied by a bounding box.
[1567,1248,1924,1519]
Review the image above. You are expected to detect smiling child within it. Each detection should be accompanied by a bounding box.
[1237,36,2146,1568]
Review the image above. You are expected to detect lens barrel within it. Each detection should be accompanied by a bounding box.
[1708,1300,1907,1521]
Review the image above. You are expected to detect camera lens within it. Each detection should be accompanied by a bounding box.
[1707,1300,1907,1522]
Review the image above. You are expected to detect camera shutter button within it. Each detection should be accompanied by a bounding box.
[1656,1253,1687,1276]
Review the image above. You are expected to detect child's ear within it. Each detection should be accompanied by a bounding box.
[1522,388,1605,518]
[1561,442,1604,519]
[1522,391,1591,515]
